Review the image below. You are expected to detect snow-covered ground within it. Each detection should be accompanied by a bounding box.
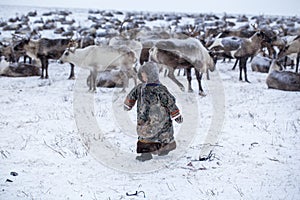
[0,5,300,200]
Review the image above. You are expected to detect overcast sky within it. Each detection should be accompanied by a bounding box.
[0,0,299,16]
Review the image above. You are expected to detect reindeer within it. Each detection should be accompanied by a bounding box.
[277,35,300,73]
[13,38,76,79]
[86,69,128,88]
[212,24,276,71]
[266,59,300,91]
[0,42,14,62]
[108,36,143,70]
[0,56,40,77]
[251,52,272,73]
[59,45,137,92]
[149,38,217,96]
[272,35,298,69]
[209,30,270,82]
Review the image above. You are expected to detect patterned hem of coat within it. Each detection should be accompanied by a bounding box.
[136,140,176,155]
[136,140,161,153]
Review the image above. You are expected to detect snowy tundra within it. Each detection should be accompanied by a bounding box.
[0,5,299,200]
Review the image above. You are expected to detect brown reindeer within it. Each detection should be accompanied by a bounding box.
[14,38,76,79]
[209,30,270,82]
[278,35,300,73]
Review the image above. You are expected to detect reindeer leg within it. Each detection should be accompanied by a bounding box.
[232,59,239,70]
[269,46,276,59]
[296,53,299,73]
[88,70,93,91]
[87,74,91,87]
[92,69,97,92]
[238,58,243,81]
[167,67,185,91]
[186,67,193,92]
[45,58,49,79]
[206,69,210,80]
[40,66,44,79]
[128,68,137,86]
[164,68,168,77]
[249,56,254,63]
[120,70,129,93]
[68,63,75,80]
[195,69,206,96]
[23,55,31,64]
[40,57,45,79]
[177,69,181,76]
[284,56,288,69]
[241,57,250,83]
[244,57,250,83]
[28,56,32,64]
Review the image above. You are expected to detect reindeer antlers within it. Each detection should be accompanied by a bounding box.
[11,33,27,41]
[184,24,200,37]
[251,23,259,31]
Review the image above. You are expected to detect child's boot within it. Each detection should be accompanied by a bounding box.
[136,153,153,161]
[158,141,176,156]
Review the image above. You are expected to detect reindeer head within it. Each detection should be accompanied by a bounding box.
[181,24,201,38]
[59,40,78,64]
[251,24,278,44]
[66,39,78,53]
[206,51,217,72]
[209,51,218,64]
[13,37,30,51]
[277,45,289,58]
[58,48,74,65]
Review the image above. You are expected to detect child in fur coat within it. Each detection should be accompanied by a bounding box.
[124,61,183,161]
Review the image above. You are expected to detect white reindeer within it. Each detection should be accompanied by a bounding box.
[59,45,137,92]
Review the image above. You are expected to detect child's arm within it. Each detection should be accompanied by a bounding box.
[159,86,183,123]
[124,86,139,111]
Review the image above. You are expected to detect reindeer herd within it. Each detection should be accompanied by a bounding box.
[0,8,299,94]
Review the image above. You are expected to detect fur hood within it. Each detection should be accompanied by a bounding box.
[138,61,160,83]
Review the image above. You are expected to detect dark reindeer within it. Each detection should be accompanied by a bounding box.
[14,38,76,79]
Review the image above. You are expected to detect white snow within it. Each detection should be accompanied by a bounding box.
[0,5,300,200]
